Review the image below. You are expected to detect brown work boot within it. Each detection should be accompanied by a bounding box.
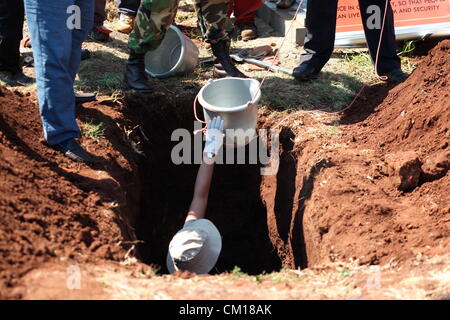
[239,23,258,41]
[115,13,135,34]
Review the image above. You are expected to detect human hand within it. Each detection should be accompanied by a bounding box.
[203,116,224,160]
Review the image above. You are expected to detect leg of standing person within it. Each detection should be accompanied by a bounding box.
[89,0,110,42]
[70,0,95,80]
[94,0,107,28]
[24,0,95,162]
[124,0,179,91]
[0,0,34,85]
[115,0,141,34]
[72,0,97,103]
[276,0,296,9]
[195,0,246,77]
[230,0,263,41]
[124,0,246,91]
[293,0,339,80]
[358,0,405,82]
[118,0,141,15]
[195,0,230,44]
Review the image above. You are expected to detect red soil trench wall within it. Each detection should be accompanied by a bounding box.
[259,40,450,268]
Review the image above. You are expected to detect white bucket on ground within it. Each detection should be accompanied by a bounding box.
[145,25,199,79]
[198,78,261,147]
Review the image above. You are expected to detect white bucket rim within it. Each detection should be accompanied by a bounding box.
[198,77,261,113]
[145,25,186,78]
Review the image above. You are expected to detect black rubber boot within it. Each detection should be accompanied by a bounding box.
[292,63,321,81]
[210,40,247,78]
[380,68,407,83]
[0,69,34,86]
[75,92,96,104]
[124,50,152,92]
[8,70,34,86]
[276,0,296,9]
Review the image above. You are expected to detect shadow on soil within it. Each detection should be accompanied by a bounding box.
[254,71,363,112]
[119,65,382,273]
[0,112,137,244]
[339,81,394,125]
[123,89,286,274]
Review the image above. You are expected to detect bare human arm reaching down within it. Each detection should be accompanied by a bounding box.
[166,116,225,274]
[186,116,224,222]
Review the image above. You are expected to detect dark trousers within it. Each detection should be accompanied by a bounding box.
[117,0,141,16]
[300,0,400,74]
[0,0,24,72]
[94,0,106,27]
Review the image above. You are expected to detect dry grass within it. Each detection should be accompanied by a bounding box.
[21,253,449,299]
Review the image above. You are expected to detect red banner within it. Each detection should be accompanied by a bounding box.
[336,0,450,33]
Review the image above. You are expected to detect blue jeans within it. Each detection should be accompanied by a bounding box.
[24,0,94,145]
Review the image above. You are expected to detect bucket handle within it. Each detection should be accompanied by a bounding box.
[168,43,182,67]
[193,93,207,135]
[193,90,258,147]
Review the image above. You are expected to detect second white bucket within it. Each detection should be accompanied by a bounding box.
[145,25,199,78]
[198,78,261,147]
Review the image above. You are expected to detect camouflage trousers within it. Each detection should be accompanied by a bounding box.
[129,0,230,54]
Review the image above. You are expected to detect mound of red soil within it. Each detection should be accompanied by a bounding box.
[356,39,450,156]
[0,88,138,298]
[261,40,450,268]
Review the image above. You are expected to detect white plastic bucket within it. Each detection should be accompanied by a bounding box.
[198,78,261,147]
[145,25,199,78]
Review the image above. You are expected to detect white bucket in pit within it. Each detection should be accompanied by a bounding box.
[198,78,261,147]
[145,25,199,79]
